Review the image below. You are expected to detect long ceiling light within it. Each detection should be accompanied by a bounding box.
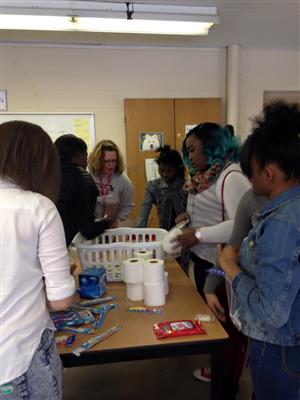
[0,1,219,36]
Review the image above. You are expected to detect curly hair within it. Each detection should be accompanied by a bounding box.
[88,139,125,175]
[155,145,185,178]
[0,120,60,203]
[182,122,240,173]
[240,101,300,180]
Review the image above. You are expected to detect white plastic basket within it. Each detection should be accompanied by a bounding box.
[73,228,168,282]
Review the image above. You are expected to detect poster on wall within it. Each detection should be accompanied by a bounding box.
[145,158,159,182]
[185,124,197,135]
[139,132,164,151]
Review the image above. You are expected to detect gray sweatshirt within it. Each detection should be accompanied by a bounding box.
[92,173,134,223]
[204,188,268,293]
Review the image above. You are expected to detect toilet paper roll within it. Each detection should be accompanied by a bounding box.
[133,249,153,260]
[144,283,165,307]
[122,258,143,284]
[162,228,182,255]
[126,283,144,301]
[143,258,164,285]
[164,271,169,296]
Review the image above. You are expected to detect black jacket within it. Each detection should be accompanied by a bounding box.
[57,161,111,247]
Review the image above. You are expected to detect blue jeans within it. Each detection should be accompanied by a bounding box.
[0,329,63,400]
[250,339,300,400]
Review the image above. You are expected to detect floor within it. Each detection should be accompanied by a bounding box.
[63,354,252,400]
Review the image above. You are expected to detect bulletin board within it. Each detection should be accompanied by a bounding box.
[0,112,95,152]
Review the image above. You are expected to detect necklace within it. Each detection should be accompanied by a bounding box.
[99,174,111,196]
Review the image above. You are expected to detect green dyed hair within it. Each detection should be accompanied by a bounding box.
[182,123,240,174]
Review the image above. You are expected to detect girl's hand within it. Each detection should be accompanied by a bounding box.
[175,213,190,225]
[205,293,226,322]
[175,228,198,249]
[70,262,78,275]
[219,245,241,280]
[104,202,119,220]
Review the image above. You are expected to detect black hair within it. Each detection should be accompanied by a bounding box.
[54,134,87,162]
[155,145,185,178]
[225,124,235,136]
[239,135,253,179]
[240,101,300,180]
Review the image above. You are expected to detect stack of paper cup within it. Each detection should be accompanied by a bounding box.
[143,259,165,306]
[122,258,144,301]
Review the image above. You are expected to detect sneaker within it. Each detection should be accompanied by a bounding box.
[193,367,212,383]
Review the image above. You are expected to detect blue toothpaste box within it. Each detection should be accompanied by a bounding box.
[79,266,107,299]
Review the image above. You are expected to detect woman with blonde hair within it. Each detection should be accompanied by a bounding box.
[88,139,134,226]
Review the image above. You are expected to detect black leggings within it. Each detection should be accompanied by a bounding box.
[190,252,213,298]
[190,252,248,400]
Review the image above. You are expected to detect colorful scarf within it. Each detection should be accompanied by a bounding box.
[184,162,223,194]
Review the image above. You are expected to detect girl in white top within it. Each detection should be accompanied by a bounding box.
[0,121,75,399]
[176,123,250,294]
[175,123,250,397]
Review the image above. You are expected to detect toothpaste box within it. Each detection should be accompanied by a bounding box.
[79,266,107,299]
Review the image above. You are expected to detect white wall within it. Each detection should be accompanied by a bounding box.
[0,44,226,158]
[239,47,300,136]
[1,44,299,155]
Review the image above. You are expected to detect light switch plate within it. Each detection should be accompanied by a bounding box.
[0,90,7,111]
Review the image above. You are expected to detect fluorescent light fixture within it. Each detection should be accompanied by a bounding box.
[0,15,214,35]
[0,2,219,35]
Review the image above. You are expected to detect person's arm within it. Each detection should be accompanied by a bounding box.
[116,175,135,222]
[231,219,300,327]
[228,189,256,247]
[196,171,251,243]
[77,172,112,240]
[136,184,155,228]
[36,196,75,310]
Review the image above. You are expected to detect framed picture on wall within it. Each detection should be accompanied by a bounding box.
[0,90,7,111]
[139,132,164,151]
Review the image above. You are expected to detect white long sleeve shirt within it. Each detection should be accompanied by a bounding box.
[0,179,75,385]
[187,163,251,264]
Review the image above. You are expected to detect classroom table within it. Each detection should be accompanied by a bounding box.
[60,261,228,400]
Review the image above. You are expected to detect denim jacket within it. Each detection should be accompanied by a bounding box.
[136,177,187,231]
[232,186,300,346]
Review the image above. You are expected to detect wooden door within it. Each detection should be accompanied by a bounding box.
[124,98,175,226]
[174,98,222,151]
[124,97,222,228]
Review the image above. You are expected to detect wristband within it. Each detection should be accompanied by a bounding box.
[195,228,202,241]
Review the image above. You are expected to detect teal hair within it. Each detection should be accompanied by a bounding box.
[182,123,241,174]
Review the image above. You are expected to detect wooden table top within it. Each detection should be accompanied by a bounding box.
[59,261,228,355]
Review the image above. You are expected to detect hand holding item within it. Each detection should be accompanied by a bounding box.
[162,220,192,255]
[205,293,226,322]
[102,194,119,220]
[176,227,198,249]
[219,245,241,280]
[70,262,78,275]
[175,212,190,225]
[162,227,183,255]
